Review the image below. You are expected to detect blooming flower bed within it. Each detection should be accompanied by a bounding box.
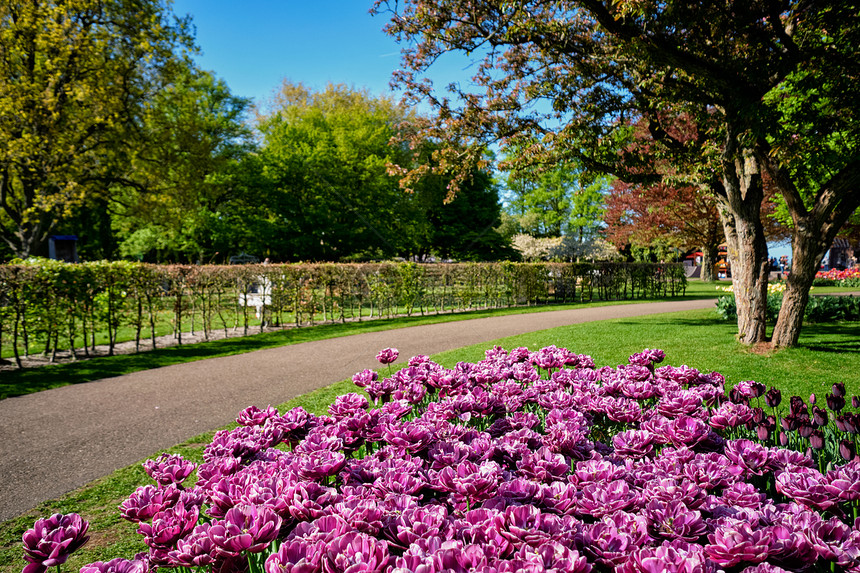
[22,346,860,573]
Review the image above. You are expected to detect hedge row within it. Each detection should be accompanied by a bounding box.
[0,260,687,367]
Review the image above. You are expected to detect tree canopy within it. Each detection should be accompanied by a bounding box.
[374,0,860,347]
[0,0,195,258]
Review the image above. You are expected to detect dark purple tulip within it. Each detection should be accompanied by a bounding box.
[853,395,860,409]
[798,423,814,438]
[810,429,825,450]
[827,393,846,412]
[812,406,829,427]
[833,382,846,398]
[209,505,282,556]
[80,557,148,573]
[839,439,856,461]
[756,424,771,441]
[765,387,782,408]
[779,431,789,447]
[143,453,196,487]
[789,395,808,416]
[375,347,398,365]
[22,513,90,573]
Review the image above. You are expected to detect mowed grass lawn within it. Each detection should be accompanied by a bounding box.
[1,299,859,572]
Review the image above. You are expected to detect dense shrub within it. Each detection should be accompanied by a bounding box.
[716,293,860,324]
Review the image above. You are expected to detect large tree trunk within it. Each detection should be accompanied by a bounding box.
[714,139,770,344]
[771,229,827,348]
[768,161,860,348]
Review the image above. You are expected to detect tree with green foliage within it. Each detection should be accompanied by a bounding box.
[257,82,511,262]
[110,69,255,262]
[0,0,195,258]
[374,0,860,348]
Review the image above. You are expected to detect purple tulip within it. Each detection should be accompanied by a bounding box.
[775,468,839,511]
[322,531,389,573]
[577,480,640,517]
[143,453,197,487]
[375,347,399,365]
[22,513,90,573]
[644,499,707,541]
[236,404,279,426]
[613,429,655,459]
[619,540,713,573]
[80,557,148,573]
[265,539,325,573]
[119,485,181,523]
[137,504,199,548]
[209,505,282,556]
[705,521,771,567]
[168,523,216,567]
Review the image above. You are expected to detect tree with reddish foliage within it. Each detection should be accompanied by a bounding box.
[604,181,723,281]
[373,0,860,348]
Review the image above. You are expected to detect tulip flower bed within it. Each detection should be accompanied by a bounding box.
[22,346,860,573]
[814,268,860,288]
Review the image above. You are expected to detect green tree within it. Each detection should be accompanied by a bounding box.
[374,0,860,347]
[0,0,194,258]
[256,82,425,261]
[110,69,255,262]
[502,161,608,242]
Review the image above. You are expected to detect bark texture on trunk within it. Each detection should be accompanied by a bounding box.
[701,244,717,282]
[715,139,770,345]
[765,154,860,348]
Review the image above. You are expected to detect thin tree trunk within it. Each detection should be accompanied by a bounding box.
[701,242,719,283]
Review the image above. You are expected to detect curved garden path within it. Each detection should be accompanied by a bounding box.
[0,298,715,521]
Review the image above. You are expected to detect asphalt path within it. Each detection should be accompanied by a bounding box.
[0,298,715,522]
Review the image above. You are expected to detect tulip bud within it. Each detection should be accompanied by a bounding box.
[852,395,860,409]
[812,406,828,427]
[766,387,782,408]
[839,439,856,462]
[779,432,789,447]
[810,430,825,450]
[809,393,816,405]
[832,382,846,398]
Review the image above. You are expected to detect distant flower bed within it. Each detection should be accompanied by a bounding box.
[814,268,860,288]
[22,346,860,573]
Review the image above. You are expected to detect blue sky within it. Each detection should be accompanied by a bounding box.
[170,0,463,107]
[172,0,795,262]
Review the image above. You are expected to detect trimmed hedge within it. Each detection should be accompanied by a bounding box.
[0,260,686,367]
